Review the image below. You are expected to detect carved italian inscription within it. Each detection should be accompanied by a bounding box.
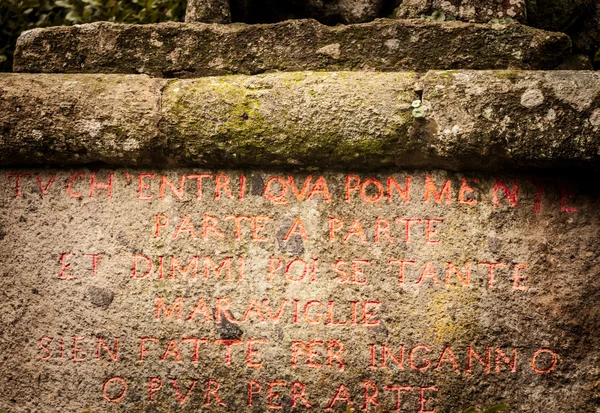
[0,169,598,412]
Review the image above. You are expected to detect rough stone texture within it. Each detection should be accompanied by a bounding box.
[419,70,600,169]
[159,72,418,169]
[527,0,592,31]
[0,74,168,165]
[298,0,383,23]
[396,0,527,22]
[396,0,594,32]
[0,168,598,412]
[1,71,599,171]
[13,20,571,76]
[230,0,385,24]
[185,0,232,23]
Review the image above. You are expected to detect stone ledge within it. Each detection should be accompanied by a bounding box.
[13,19,571,76]
[1,71,599,171]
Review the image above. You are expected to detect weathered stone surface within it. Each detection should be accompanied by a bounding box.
[0,168,598,412]
[231,0,385,24]
[0,74,167,165]
[1,71,599,171]
[397,0,526,22]
[185,0,232,23]
[304,0,383,23]
[159,71,418,169]
[13,20,571,76]
[397,0,597,36]
[419,70,600,169]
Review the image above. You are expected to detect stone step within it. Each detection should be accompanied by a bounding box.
[13,19,570,77]
[1,71,598,171]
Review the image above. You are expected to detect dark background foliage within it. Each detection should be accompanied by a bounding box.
[0,0,186,71]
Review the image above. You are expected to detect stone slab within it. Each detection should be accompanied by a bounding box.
[0,168,598,412]
[12,20,571,76]
[1,71,599,171]
[419,70,600,169]
[396,0,594,34]
[397,0,527,23]
[0,74,168,166]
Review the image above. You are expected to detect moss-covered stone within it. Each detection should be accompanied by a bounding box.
[161,71,417,168]
[0,73,167,166]
[13,19,571,76]
[0,71,599,171]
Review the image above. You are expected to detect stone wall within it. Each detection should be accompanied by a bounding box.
[1,1,599,412]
